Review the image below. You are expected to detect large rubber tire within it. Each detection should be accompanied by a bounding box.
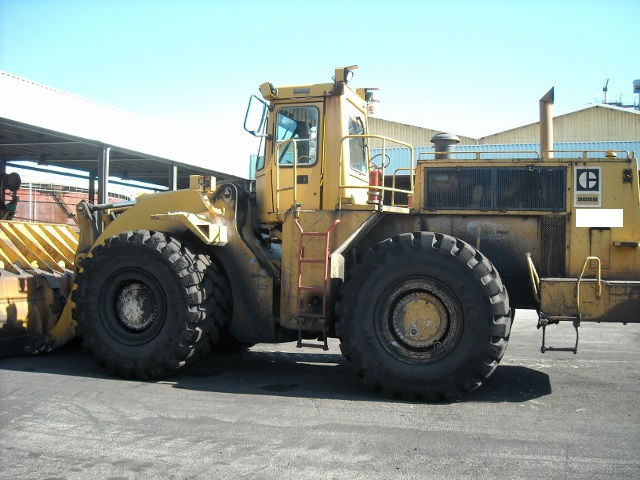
[336,232,511,401]
[72,230,218,379]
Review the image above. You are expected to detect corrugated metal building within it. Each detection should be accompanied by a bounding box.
[369,104,639,147]
[368,117,476,146]
[367,104,639,173]
[478,104,640,144]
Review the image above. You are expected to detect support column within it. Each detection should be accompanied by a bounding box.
[98,145,110,204]
[88,171,96,204]
[0,156,5,209]
[168,164,178,191]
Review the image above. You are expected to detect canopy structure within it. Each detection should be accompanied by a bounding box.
[0,71,243,203]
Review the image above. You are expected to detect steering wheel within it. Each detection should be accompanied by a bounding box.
[369,153,391,170]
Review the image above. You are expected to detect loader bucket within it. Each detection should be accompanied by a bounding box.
[0,220,79,357]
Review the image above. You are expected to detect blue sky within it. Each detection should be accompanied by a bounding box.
[1,0,638,177]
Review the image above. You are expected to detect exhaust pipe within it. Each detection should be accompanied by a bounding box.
[539,87,554,161]
[430,133,460,160]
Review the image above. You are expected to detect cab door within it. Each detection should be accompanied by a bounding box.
[270,102,323,219]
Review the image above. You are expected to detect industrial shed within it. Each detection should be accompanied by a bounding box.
[0,71,242,212]
[369,104,639,148]
[478,104,640,144]
[368,117,476,146]
[367,103,639,178]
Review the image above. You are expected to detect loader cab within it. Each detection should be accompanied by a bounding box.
[245,66,372,224]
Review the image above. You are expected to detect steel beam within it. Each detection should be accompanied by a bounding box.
[98,145,111,204]
[6,163,164,191]
[0,141,82,147]
[169,164,178,191]
[88,171,96,204]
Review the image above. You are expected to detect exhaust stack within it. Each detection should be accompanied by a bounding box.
[539,87,554,161]
[430,133,460,160]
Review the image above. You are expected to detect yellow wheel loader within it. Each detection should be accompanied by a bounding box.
[3,66,639,400]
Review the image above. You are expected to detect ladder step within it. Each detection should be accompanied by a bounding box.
[298,286,325,292]
[541,346,578,354]
[301,232,329,237]
[297,312,326,319]
[296,342,329,351]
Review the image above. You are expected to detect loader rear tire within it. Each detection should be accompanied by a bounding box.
[73,231,216,379]
[335,232,511,401]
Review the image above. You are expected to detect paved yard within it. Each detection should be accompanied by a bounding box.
[1,310,639,479]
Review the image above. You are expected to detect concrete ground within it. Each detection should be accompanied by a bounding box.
[0,310,639,480]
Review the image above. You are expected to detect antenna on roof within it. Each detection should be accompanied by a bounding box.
[602,78,609,104]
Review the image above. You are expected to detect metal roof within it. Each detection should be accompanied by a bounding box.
[0,117,241,190]
[0,71,243,191]
[477,104,640,144]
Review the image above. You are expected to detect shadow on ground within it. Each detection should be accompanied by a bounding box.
[0,344,551,403]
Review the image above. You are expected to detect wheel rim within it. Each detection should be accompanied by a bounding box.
[115,282,157,331]
[99,268,167,346]
[391,291,448,348]
[375,277,464,364]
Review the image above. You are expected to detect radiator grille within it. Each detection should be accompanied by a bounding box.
[540,215,566,277]
[424,167,566,211]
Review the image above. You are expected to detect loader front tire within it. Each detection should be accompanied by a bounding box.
[201,260,254,353]
[73,231,214,379]
[335,232,511,401]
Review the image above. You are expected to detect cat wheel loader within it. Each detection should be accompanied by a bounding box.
[2,66,638,400]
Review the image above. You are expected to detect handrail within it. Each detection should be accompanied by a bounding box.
[339,134,414,209]
[525,253,541,305]
[274,138,313,216]
[548,150,632,160]
[417,150,541,161]
[416,149,633,162]
[576,256,602,318]
[391,168,413,207]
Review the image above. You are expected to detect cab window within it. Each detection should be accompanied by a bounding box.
[276,106,319,166]
[348,115,367,174]
[254,138,266,173]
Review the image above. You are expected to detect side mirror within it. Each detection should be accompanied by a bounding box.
[243,95,271,137]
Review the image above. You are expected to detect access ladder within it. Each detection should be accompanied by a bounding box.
[294,218,340,350]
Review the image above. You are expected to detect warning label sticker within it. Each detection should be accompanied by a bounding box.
[574,166,601,207]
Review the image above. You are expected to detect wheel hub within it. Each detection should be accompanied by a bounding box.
[115,282,157,331]
[391,292,448,348]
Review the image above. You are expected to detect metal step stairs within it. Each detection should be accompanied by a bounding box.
[294,218,340,350]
